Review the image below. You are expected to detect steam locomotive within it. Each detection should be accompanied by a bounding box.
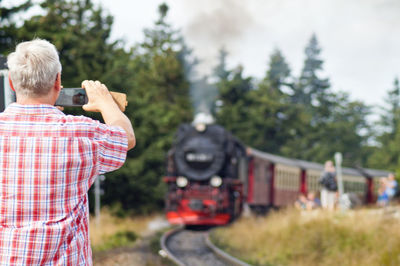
[164,119,389,226]
[164,122,248,225]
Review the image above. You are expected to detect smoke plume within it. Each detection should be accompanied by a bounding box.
[181,0,256,75]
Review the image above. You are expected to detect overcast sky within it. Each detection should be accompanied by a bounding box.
[6,0,400,107]
[88,0,400,108]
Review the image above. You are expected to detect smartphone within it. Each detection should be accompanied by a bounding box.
[55,88,88,107]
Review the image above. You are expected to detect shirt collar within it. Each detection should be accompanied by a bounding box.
[3,103,65,116]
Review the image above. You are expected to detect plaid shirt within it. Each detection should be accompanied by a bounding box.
[0,103,128,265]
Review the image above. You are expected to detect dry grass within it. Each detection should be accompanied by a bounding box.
[89,208,160,250]
[212,207,400,266]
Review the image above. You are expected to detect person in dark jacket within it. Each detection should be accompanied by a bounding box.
[319,160,338,210]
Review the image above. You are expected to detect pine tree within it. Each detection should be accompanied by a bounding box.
[245,49,294,153]
[280,35,370,166]
[281,35,333,162]
[266,48,291,91]
[102,3,193,213]
[281,92,370,166]
[0,0,32,54]
[215,49,296,154]
[215,64,253,138]
[9,0,118,88]
[368,78,400,170]
[292,34,330,111]
[381,78,400,137]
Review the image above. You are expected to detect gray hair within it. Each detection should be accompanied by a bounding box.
[7,39,62,97]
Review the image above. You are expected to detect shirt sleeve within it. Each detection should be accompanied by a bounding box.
[92,121,128,174]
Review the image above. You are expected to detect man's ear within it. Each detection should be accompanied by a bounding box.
[54,73,61,92]
[8,74,15,92]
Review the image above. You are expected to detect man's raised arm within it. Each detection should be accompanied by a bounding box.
[81,80,135,150]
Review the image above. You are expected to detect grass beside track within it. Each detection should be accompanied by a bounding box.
[211,207,400,266]
[89,209,159,252]
[89,209,174,266]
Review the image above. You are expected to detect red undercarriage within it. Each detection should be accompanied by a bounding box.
[164,177,243,226]
[166,198,231,225]
[167,211,231,225]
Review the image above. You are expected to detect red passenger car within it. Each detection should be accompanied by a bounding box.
[246,148,388,211]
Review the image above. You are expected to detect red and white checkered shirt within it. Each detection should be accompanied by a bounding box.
[0,103,128,265]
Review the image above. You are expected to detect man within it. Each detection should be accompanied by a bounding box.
[1,39,135,265]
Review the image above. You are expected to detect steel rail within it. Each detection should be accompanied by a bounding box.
[205,232,251,266]
[160,226,186,266]
[160,226,251,266]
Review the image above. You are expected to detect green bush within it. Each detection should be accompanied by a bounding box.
[93,230,138,252]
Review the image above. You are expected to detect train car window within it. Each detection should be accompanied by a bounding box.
[274,164,300,191]
[306,169,321,192]
[342,175,367,196]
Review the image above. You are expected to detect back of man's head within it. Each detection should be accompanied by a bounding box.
[7,39,62,97]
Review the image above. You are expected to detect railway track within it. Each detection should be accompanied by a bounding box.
[160,227,250,266]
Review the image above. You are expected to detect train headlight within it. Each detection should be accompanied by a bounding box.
[210,176,222,187]
[176,176,188,188]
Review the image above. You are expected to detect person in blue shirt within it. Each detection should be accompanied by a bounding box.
[385,173,398,200]
[377,177,390,207]
[307,191,321,210]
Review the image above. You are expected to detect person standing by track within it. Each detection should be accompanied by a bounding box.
[1,39,135,265]
[319,160,338,210]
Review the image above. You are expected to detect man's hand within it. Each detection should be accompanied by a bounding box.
[81,80,136,150]
[81,80,115,113]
